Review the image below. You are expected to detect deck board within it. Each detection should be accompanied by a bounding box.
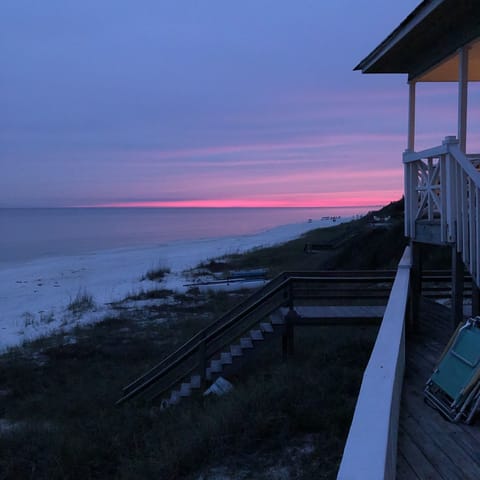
[396,451,423,479]
[397,298,480,479]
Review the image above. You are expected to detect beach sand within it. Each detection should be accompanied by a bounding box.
[0,217,349,351]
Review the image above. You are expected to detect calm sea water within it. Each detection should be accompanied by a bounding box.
[0,207,371,265]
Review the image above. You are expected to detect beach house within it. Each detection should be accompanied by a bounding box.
[338,1,480,478]
[356,0,480,327]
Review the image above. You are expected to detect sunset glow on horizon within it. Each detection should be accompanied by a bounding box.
[87,191,400,209]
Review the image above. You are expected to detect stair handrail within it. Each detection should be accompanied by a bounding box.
[117,276,293,404]
[146,284,291,402]
[120,271,291,395]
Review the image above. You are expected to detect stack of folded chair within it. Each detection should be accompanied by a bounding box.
[425,316,480,424]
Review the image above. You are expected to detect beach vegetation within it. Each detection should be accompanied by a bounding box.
[67,289,95,314]
[39,311,55,324]
[21,311,36,328]
[141,264,171,282]
[20,311,55,331]
[124,288,173,302]
[197,259,230,273]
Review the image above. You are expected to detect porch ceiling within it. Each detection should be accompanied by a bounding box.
[417,40,480,82]
[355,0,480,81]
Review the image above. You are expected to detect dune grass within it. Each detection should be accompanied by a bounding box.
[67,289,95,314]
[141,265,171,282]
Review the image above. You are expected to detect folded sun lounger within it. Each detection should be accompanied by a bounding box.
[424,316,480,424]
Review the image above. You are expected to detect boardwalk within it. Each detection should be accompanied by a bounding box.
[397,298,480,479]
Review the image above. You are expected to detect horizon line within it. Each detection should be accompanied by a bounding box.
[77,198,396,209]
[2,203,387,210]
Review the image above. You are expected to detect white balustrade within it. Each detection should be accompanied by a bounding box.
[403,136,480,284]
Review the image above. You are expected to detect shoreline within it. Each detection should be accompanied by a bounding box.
[0,206,370,267]
[0,216,354,351]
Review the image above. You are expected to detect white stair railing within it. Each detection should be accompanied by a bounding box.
[404,136,480,285]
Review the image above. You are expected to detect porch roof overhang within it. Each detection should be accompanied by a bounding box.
[355,0,480,82]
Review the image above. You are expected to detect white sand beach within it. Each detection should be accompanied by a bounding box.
[0,217,350,351]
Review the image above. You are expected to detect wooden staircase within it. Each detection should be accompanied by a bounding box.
[116,270,460,408]
[165,311,285,408]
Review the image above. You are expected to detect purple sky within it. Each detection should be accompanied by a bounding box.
[4,0,475,208]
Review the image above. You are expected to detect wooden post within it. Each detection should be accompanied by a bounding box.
[282,307,298,359]
[451,245,464,329]
[404,82,416,238]
[408,81,416,152]
[472,280,480,317]
[408,241,422,332]
[198,333,207,389]
[458,47,469,153]
[282,331,288,361]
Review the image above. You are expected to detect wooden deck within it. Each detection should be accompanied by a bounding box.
[397,297,480,479]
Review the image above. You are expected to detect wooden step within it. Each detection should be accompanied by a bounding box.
[210,359,223,373]
[230,344,243,356]
[260,322,274,333]
[240,337,254,349]
[179,382,191,397]
[169,390,180,405]
[250,329,264,341]
[220,352,233,364]
[190,374,201,389]
[270,311,285,325]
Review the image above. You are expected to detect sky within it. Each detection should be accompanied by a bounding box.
[3,0,477,208]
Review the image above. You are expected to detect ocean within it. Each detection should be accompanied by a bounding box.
[0,206,372,265]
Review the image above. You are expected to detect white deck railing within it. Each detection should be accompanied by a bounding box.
[337,246,411,480]
[404,136,480,285]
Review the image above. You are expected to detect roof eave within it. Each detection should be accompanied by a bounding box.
[354,0,445,73]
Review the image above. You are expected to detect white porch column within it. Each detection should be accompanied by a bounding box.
[407,81,416,152]
[405,81,416,237]
[458,46,469,152]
